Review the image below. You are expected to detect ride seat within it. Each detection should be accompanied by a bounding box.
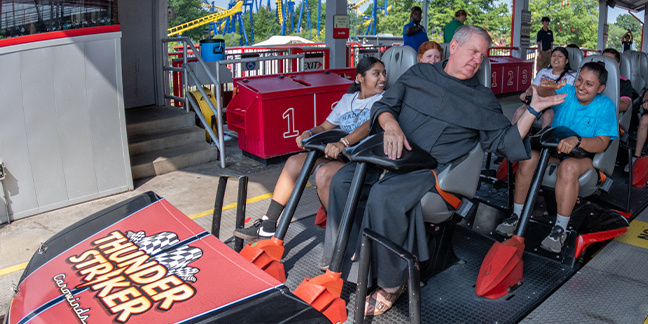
[541,55,620,197]
[439,43,451,60]
[382,45,418,89]
[566,47,583,71]
[620,50,647,95]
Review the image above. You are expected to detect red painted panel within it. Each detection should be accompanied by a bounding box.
[9,199,280,324]
[0,25,121,48]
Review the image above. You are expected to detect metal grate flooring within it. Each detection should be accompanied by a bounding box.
[521,207,648,323]
[276,217,576,324]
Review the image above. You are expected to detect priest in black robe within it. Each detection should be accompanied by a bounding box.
[323,25,568,314]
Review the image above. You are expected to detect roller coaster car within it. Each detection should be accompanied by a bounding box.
[4,192,329,324]
[348,127,629,323]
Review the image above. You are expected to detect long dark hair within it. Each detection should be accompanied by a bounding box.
[348,57,384,93]
[550,47,574,82]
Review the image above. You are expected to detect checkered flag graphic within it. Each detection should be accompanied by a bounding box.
[126,231,179,255]
[126,230,203,283]
[155,246,203,282]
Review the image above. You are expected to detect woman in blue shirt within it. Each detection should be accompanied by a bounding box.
[496,62,618,253]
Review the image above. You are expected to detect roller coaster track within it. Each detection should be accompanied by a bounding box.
[201,3,228,11]
[168,1,244,36]
[348,0,371,10]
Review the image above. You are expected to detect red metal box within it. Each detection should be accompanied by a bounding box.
[226,69,355,160]
[489,57,534,95]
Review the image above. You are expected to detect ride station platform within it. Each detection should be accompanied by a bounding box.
[3,96,648,323]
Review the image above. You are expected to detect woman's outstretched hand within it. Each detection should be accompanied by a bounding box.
[529,87,567,112]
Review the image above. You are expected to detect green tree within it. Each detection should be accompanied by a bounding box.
[607,24,626,51]
[168,0,213,41]
[375,0,511,44]
[528,0,599,48]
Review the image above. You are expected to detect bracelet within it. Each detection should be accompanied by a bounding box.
[305,129,313,136]
[339,137,350,147]
[527,105,542,119]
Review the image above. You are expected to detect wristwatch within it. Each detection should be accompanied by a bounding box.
[527,105,542,119]
[575,135,582,148]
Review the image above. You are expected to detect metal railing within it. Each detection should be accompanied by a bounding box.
[163,36,225,168]
[162,37,307,169]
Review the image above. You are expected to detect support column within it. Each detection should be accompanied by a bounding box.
[597,0,608,51]
[643,4,648,52]
[422,0,429,35]
[325,0,347,68]
[511,0,529,59]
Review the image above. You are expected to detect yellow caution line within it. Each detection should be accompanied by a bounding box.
[0,262,28,276]
[0,184,313,276]
[188,183,312,220]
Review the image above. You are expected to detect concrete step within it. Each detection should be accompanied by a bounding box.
[128,127,206,155]
[130,143,219,179]
[126,106,195,137]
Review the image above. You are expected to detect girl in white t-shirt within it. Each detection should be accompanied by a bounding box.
[234,57,386,241]
[512,47,576,128]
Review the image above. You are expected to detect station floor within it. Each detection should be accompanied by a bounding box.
[3,95,647,322]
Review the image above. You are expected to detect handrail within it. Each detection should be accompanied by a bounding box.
[162,36,225,168]
[163,35,307,169]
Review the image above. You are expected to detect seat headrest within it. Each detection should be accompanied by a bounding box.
[579,55,620,116]
[439,43,451,60]
[477,58,490,88]
[620,50,646,93]
[381,46,418,89]
[565,47,583,71]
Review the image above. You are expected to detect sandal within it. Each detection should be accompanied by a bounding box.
[364,284,407,316]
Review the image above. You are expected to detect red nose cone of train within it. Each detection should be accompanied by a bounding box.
[475,235,525,299]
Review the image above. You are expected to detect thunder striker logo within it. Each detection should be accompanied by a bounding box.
[58,230,204,323]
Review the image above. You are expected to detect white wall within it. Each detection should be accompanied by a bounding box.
[0,32,133,222]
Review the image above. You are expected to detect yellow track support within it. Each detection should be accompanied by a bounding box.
[188,87,219,142]
[277,0,283,25]
[168,1,244,36]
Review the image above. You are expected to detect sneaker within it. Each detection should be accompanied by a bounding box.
[233,219,274,241]
[625,156,638,173]
[495,213,519,237]
[540,225,568,253]
[318,255,331,272]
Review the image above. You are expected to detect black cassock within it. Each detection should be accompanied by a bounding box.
[324,61,531,288]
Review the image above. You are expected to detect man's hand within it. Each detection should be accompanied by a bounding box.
[529,87,567,112]
[383,120,411,160]
[325,142,345,159]
[557,136,579,154]
[296,131,312,149]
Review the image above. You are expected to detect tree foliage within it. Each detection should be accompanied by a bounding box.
[168,0,213,41]
[607,13,642,51]
[373,0,511,45]
[528,0,599,48]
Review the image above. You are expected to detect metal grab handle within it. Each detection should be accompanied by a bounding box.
[355,228,421,324]
[212,175,248,251]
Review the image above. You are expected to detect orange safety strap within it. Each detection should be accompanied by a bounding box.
[599,170,607,184]
[431,170,462,209]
